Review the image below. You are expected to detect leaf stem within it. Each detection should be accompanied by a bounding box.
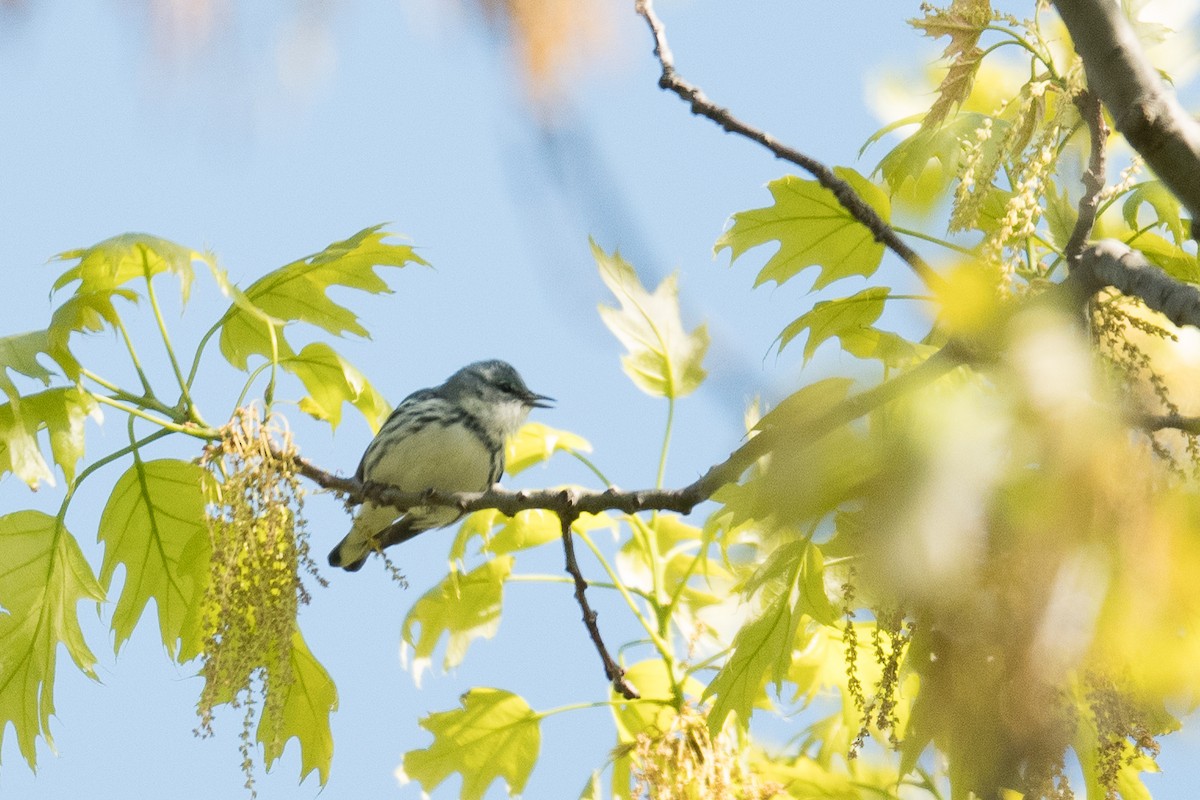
[892,225,977,257]
[93,394,221,439]
[655,396,675,490]
[56,427,176,524]
[112,312,155,397]
[570,450,614,487]
[142,263,206,426]
[508,573,653,601]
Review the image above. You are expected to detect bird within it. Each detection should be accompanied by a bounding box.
[328,359,552,571]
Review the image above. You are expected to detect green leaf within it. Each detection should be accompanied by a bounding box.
[401,687,540,800]
[1123,181,1185,245]
[259,631,338,786]
[612,659,704,743]
[0,328,78,402]
[875,112,994,205]
[909,0,991,130]
[217,225,428,370]
[703,550,809,734]
[1129,232,1200,283]
[0,387,100,489]
[0,511,105,767]
[52,233,209,303]
[401,556,514,684]
[716,168,889,290]
[779,286,892,361]
[98,459,215,660]
[593,240,709,398]
[285,342,391,433]
[505,422,592,476]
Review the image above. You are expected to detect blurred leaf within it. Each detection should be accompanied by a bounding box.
[1123,181,1184,245]
[505,421,592,476]
[286,342,391,433]
[486,510,564,555]
[218,225,428,369]
[0,511,105,768]
[611,660,703,743]
[98,459,214,660]
[716,168,889,290]
[617,515,731,612]
[875,112,993,204]
[779,286,892,361]
[1128,232,1200,283]
[0,387,100,489]
[52,233,208,304]
[593,240,709,399]
[401,556,514,684]
[1044,181,1077,252]
[259,631,338,786]
[579,770,603,800]
[402,687,540,800]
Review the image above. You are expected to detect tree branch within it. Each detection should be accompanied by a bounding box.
[632,0,945,293]
[1065,91,1108,267]
[1061,239,1200,329]
[1138,413,1200,435]
[557,512,640,699]
[1052,0,1200,228]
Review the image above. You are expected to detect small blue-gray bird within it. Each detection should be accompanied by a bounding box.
[328,360,552,571]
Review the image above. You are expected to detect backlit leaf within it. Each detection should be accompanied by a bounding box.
[52,233,208,303]
[98,459,214,660]
[401,555,514,685]
[779,286,892,361]
[612,659,705,743]
[703,550,810,734]
[218,225,428,370]
[716,168,889,290]
[0,387,100,489]
[401,687,540,800]
[0,511,105,767]
[505,422,592,476]
[259,631,338,785]
[1123,182,1186,245]
[286,342,391,433]
[1129,232,1200,283]
[593,240,709,399]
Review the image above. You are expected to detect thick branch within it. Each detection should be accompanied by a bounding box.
[1053,0,1200,227]
[1139,413,1200,435]
[1062,239,1200,329]
[632,0,945,293]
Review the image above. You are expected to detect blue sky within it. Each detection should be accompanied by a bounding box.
[1,1,1198,798]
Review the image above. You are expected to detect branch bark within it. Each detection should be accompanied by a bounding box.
[1053,0,1200,228]
[1062,239,1200,329]
[632,0,945,293]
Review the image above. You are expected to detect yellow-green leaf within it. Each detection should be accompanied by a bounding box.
[0,328,77,402]
[910,0,991,130]
[98,459,215,660]
[1129,232,1200,283]
[259,631,338,786]
[286,342,391,433]
[716,168,889,290]
[0,388,100,489]
[1123,181,1185,245]
[779,286,892,361]
[611,660,704,743]
[874,112,992,205]
[703,545,813,734]
[0,511,105,767]
[401,556,514,684]
[52,233,209,304]
[593,240,709,399]
[401,687,540,800]
[505,422,592,476]
[218,225,428,370]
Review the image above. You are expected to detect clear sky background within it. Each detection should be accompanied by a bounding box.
[1,1,1198,798]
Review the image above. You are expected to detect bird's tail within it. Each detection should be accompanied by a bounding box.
[328,502,397,571]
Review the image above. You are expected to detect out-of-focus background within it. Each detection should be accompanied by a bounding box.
[1,1,1197,797]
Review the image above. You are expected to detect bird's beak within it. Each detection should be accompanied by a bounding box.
[527,392,554,409]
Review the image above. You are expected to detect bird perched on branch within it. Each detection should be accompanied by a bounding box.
[328,359,552,571]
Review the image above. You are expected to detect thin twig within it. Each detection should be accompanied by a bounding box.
[632,0,945,293]
[1065,90,1108,267]
[557,511,640,699]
